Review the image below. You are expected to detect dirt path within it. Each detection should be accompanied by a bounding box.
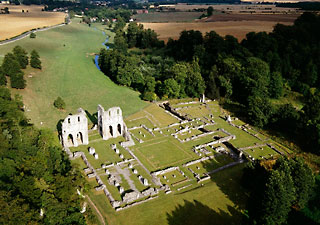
[86,195,106,225]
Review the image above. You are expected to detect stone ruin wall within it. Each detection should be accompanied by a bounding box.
[61,105,132,148]
[97,105,128,140]
[62,108,89,147]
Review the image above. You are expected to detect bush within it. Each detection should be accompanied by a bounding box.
[30,32,36,38]
[53,97,66,109]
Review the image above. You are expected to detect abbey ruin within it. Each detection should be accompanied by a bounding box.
[61,105,133,147]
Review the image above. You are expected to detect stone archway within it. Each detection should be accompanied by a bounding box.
[68,134,74,146]
[109,126,113,137]
[77,132,83,144]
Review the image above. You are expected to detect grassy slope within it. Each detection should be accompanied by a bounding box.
[0,19,147,129]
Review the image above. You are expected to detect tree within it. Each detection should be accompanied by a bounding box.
[53,97,66,109]
[0,67,6,86]
[185,59,205,97]
[10,71,26,89]
[245,157,315,225]
[13,46,28,69]
[126,22,141,48]
[161,78,180,99]
[1,53,22,77]
[269,71,284,99]
[206,66,220,100]
[114,30,128,53]
[30,50,41,69]
[207,6,214,16]
[30,32,36,38]
[3,7,9,14]
[114,16,126,32]
[290,157,315,209]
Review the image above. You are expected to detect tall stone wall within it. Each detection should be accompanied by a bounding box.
[62,108,89,147]
[97,105,126,140]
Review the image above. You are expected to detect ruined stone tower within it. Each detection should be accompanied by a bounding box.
[97,105,127,140]
[61,108,89,147]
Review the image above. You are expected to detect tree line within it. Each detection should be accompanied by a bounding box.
[1,46,41,89]
[98,12,320,156]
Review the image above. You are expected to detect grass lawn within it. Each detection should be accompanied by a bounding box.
[179,105,211,118]
[159,170,187,186]
[188,154,235,177]
[126,104,179,128]
[70,136,129,169]
[132,137,194,171]
[0,18,147,129]
[243,146,279,160]
[88,164,247,225]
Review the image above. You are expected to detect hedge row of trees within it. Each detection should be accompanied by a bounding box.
[0,46,41,89]
[0,87,95,224]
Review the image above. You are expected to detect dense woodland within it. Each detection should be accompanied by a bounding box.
[0,87,96,224]
[99,13,320,157]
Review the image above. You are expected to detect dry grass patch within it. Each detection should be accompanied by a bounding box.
[0,5,65,40]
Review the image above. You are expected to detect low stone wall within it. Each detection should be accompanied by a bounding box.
[183,156,214,167]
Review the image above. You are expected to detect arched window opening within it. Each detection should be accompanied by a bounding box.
[68,134,74,145]
[109,126,113,137]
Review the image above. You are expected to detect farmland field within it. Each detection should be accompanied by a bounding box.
[0,5,65,41]
[0,18,148,129]
[142,20,293,42]
[133,11,204,22]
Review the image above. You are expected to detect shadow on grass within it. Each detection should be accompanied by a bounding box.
[202,161,248,216]
[56,119,64,134]
[167,200,241,225]
[85,110,97,124]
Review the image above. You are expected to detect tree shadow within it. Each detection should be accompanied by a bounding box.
[85,110,97,125]
[167,200,242,225]
[56,119,64,135]
[201,160,249,212]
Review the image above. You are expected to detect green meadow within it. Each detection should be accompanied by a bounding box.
[0,19,147,129]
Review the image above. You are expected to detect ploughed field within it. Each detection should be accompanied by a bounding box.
[0,5,65,41]
[203,13,299,22]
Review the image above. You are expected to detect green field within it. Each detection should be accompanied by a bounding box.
[0,19,147,129]
[133,137,194,170]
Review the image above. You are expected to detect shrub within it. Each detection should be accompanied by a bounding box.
[30,32,36,38]
[53,97,66,109]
